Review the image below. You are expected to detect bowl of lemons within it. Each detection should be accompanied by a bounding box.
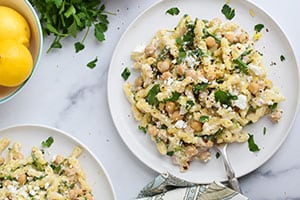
[0,0,42,104]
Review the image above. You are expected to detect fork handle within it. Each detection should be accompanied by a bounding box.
[228,177,242,193]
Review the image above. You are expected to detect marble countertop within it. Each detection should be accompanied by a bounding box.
[0,0,299,199]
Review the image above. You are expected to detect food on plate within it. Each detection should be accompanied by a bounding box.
[0,138,93,199]
[0,6,33,87]
[123,15,285,171]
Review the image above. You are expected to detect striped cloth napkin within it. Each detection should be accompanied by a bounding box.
[136,173,249,200]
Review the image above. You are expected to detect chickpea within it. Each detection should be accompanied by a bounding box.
[199,151,211,162]
[144,44,156,56]
[270,108,283,123]
[18,173,27,185]
[238,32,249,43]
[3,180,11,187]
[85,193,93,200]
[248,82,262,94]
[161,71,172,80]
[148,125,158,136]
[204,140,214,148]
[69,189,77,199]
[171,111,183,121]
[157,59,171,73]
[13,152,24,160]
[134,76,143,87]
[176,64,186,76]
[224,33,237,43]
[165,101,176,114]
[185,145,198,157]
[0,157,4,165]
[205,36,216,48]
[54,155,64,165]
[190,120,202,132]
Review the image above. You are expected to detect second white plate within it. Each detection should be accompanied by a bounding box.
[108,0,299,183]
[0,124,116,199]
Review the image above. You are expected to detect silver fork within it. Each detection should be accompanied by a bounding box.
[214,143,242,193]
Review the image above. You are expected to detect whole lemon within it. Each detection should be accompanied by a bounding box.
[0,6,31,47]
[0,40,33,87]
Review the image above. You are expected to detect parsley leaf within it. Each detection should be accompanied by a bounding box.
[121,67,131,81]
[166,92,181,102]
[199,116,209,123]
[216,152,220,159]
[74,42,85,53]
[41,137,54,148]
[146,84,161,106]
[234,58,249,74]
[221,4,235,20]
[29,0,110,53]
[254,24,265,32]
[214,90,237,106]
[192,83,209,96]
[248,134,260,152]
[263,127,267,135]
[268,103,278,112]
[280,55,286,62]
[87,57,98,69]
[138,126,147,134]
[166,7,180,16]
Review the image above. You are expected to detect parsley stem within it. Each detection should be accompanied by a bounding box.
[81,26,90,44]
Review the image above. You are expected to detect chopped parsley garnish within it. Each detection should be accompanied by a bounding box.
[268,103,278,112]
[166,7,180,16]
[214,90,237,106]
[166,92,181,102]
[138,125,147,134]
[202,28,221,43]
[41,137,54,148]
[254,24,264,32]
[215,152,220,159]
[86,57,98,69]
[234,58,249,74]
[199,116,209,123]
[74,42,85,53]
[263,127,267,135]
[146,84,161,106]
[280,55,286,62]
[192,83,209,96]
[50,164,62,174]
[121,67,131,80]
[186,100,195,109]
[221,4,235,20]
[248,134,260,152]
[167,151,174,156]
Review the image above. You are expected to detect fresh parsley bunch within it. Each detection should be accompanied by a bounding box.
[29,0,109,54]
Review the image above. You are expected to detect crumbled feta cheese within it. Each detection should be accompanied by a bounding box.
[165,77,174,86]
[248,64,263,76]
[184,55,199,68]
[179,106,188,115]
[175,120,187,129]
[233,94,247,110]
[199,76,209,83]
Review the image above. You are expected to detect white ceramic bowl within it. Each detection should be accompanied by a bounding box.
[0,0,43,104]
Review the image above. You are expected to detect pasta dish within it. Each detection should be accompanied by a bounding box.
[124,15,285,171]
[0,138,93,199]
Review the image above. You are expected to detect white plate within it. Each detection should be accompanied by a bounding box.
[107,0,299,183]
[0,124,116,199]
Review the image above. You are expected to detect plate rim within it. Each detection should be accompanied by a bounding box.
[107,0,300,183]
[0,123,116,199]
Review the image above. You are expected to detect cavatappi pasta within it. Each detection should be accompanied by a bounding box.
[124,15,285,171]
[0,138,93,200]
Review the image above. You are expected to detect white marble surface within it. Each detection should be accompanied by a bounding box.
[0,0,299,199]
